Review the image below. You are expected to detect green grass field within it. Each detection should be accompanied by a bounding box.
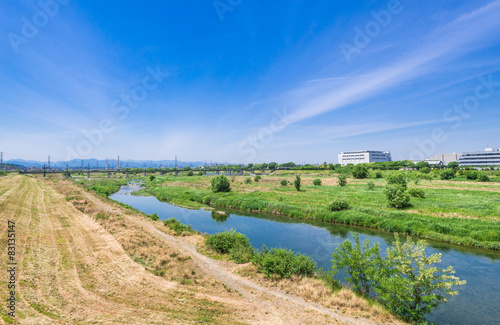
[126,171,499,250]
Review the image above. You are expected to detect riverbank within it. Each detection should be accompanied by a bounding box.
[60,175,405,323]
[133,174,500,250]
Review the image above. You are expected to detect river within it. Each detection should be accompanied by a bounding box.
[111,183,500,325]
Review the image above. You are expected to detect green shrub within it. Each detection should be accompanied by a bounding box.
[352,165,369,179]
[205,230,250,254]
[477,172,490,182]
[327,199,350,211]
[254,246,316,278]
[149,212,160,221]
[149,175,156,181]
[254,175,261,182]
[384,185,410,208]
[244,177,252,184]
[420,167,431,174]
[163,218,194,234]
[367,181,375,190]
[197,171,203,176]
[313,179,322,186]
[440,169,456,180]
[229,244,254,264]
[331,233,380,294]
[187,171,194,176]
[202,195,211,204]
[408,187,426,198]
[280,179,288,186]
[375,171,383,179]
[466,170,478,180]
[337,174,347,186]
[386,173,408,188]
[211,175,231,193]
[331,235,466,323]
[373,235,466,323]
[294,175,301,191]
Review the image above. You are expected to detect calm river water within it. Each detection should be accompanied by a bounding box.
[111,183,500,325]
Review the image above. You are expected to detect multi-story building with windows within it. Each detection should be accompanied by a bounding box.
[338,150,392,165]
[458,148,500,167]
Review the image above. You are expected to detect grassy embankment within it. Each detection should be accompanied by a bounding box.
[134,172,500,250]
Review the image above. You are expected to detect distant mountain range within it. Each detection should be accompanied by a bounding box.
[5,159,227,169]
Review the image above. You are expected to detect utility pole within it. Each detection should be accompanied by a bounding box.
[175,156,177,169]
[48,155,51,169]
[117,155,120,169]
[81,159,83,170]
[106,158,108,170]
[0,152,3,170]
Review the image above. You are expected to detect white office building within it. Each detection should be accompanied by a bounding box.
[338,150,392,165]
[429,153,462,165]
[458,148,500,167]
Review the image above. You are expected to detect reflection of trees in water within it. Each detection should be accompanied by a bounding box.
[211,211,229,223]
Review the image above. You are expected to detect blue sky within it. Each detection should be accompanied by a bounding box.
[1,0,499,164]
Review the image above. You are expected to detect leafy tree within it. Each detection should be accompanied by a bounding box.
[187,170,194,176]
[293,175,301,191]
[268,162,277,170]
[440,169,455,180]
[477,171,490,182]
[375,171,383,178]
[386,172,408,188]
[327,199,349,211]
[331,233,381,294]
[384,185,410,208]
[408,187,426,198]
[313,179,322,186]
[279,162,296,168]
[280,179,288,186]
[337,174,348,186]
[374,235,466,322]
[254,175,261,182]
[197,171,203,176]
[247,163,254,168]
[211,175,231,193]
[447,162,459,169]
[261,163,269,169]
[352,165,369,179]
[149,175,156,181]
[415,161,430,170]
[466,170,478,180]
[420,167,431,174]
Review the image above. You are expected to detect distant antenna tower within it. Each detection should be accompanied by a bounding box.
[106,157,108,169]
[117,156,120,169]
[0,152,3,170]
[81,159,83,169]
[175,156,177,169]
[48,155,50,169]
